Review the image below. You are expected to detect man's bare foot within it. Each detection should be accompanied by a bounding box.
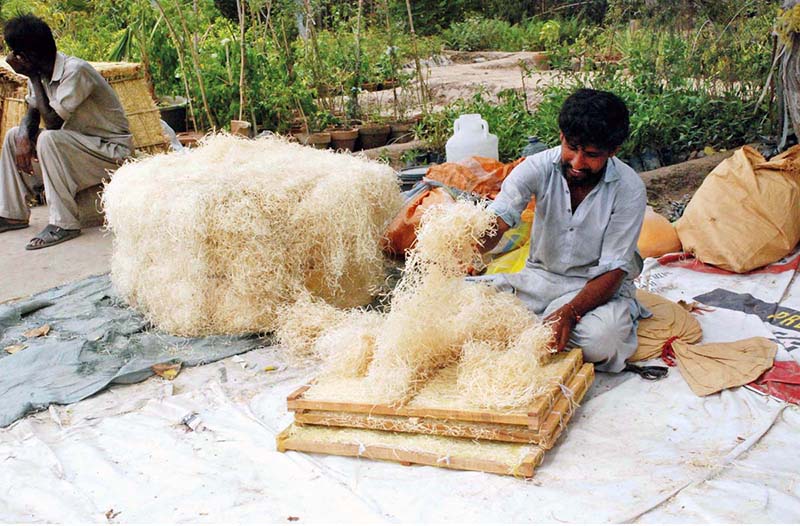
[0,217,29,233]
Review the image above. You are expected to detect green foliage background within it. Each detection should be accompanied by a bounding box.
[0,0,780,164]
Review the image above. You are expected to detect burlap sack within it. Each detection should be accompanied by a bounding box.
[629,289,703,362]
[675,145,800,273]
[673,337,777,397]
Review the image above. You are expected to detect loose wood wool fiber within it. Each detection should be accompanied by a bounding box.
[103,134,402,336]
[284,200,557,410]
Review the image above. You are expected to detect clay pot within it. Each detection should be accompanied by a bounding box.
[389,121,415,144]
[357,123,391,150]
[532,52,549,71]
[289,119,307,136]
[361,81,378,92]
[376,78,399,91]
[293,131,331,149]
[329,128,359,151]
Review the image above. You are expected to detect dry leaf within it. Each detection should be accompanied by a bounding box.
[23,324,50,338]
[4,344,26,354]
[152,362,182,381]
[677,300,714,314]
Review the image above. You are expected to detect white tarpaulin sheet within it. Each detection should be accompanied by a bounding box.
[2,251,800,523]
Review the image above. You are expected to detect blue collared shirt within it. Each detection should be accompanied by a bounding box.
[486,146,647,313]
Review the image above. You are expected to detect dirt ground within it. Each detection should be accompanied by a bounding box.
[361,51,560,116]
[0,205,111,303]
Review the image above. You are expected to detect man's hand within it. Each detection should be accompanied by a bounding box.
[544,303,579,352]
[14,131,35,175]
[478,216,510,255]
[6,52,37,78]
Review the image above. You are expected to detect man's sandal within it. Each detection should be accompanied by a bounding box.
[623,363,669,380]
[0,217,29,233]
[25,224,81,250]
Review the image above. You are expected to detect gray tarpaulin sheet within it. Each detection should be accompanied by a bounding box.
[0,274,266,428]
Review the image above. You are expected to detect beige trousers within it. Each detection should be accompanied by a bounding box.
[0,127,129,230]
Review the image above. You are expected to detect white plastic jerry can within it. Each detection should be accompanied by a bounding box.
[445,113,499,163]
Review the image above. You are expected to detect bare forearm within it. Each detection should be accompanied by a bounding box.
[568,269,626,317]
[543,268,627,352]
[21,107,40,142]
[29,77,63,130]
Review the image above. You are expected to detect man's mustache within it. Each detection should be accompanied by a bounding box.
[564,164,591,175]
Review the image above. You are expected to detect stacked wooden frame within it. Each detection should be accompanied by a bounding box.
[278,349,594,477]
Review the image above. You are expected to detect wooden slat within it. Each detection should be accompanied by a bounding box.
[537,364,594,449]
[526,350,583,430]
[277,424,545,477]
[293,364,594,446]
[287,349,583,429]
[286,384,312,402]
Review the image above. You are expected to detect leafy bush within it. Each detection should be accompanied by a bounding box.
[530,71,769,161]
[441,15,584,53]
[419,16,773,166]
[605,0,762,26]
[388,0,607,33]
[442,17,524,51]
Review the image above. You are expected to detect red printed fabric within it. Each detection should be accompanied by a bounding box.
[749,360,800,404]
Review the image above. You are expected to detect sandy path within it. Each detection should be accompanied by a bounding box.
[359,51,563,117]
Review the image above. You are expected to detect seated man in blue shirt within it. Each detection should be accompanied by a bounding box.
[477,89,647,373]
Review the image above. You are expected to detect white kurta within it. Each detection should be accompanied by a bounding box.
[0,52,132,229]
[472,146,648,371]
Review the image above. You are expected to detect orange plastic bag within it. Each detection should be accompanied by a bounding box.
[383,157,528,258]
[425,156,525,198]
[382,187,455,256]
[637,206,682,259]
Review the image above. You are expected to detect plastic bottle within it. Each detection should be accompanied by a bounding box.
[445,114,499,163]
[520,136,548,157]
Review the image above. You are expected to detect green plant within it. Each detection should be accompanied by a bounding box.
[418,13,773,166]
[529,69,769,163]
[539,19,561,50]
[442,16,521,51]
[440,15,592,58]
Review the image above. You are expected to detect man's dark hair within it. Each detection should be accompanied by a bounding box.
[558,88,630,152]
[4,14,56,61]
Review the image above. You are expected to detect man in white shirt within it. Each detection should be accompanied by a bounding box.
[0,14,132,249]
[477,89,648,372]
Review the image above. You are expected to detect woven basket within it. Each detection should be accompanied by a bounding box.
[0,59,168,155]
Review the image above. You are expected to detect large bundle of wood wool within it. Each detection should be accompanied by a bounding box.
[103,134,402,336]
[292,200,555,409]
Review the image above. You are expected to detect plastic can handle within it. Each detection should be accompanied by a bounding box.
[480,119,489,137]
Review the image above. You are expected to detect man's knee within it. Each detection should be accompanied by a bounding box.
[571,304,636,371]
[36,129,59,152]
[4,127,19,149]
